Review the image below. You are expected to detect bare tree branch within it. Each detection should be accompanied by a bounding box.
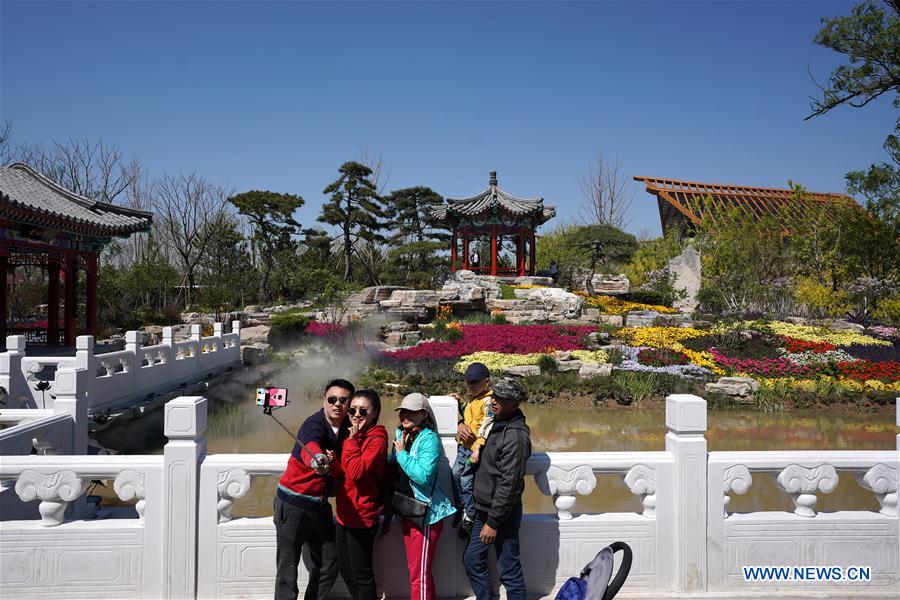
[578,152,634,230]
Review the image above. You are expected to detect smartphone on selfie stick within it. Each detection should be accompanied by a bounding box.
[256,387,330,472]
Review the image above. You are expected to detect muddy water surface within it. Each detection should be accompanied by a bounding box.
[205,386,896,518]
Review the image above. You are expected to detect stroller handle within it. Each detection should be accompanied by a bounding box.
[603,542,633,600]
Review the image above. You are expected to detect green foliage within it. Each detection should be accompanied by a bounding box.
[229,189,303,302]
[382,186,449,287]
[809,1,899,120]
[536,223,638,288]
[197,213,256,314]
[492,312,509,325]
[623,233,684,287]
[319,162,384,282]
[872,293,900,326]
[268,310,310,348]
[692,199,795,316]
[605,347,624,366]
[537,354,558,375]
[500,284,517,300]
[794,276,852,318]
[98,238,180,329]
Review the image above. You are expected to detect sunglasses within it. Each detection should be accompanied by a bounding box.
[326,395,350,405]
[348,407,368,417]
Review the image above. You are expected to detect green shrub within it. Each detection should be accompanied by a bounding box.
[623,233,684,287]
[873,293,900,326]
[605,347,624,365]
[492,312,509,325]
[794,276,852,318]
[268,310,311,348]
[537,354,558,375]
[614,371,655,404]
[500,284,517,300]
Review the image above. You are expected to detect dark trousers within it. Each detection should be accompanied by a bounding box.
[335,523,378,600]
[274,495,339,600]
[451,446,476,519]
[463,503,526,600]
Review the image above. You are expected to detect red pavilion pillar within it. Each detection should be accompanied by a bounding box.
[64,249,77,346]
[529,231,536,276]
[48,259,60,344]
[450,228,458,272]
[490,224,498,276]
[0,254,7,341]
[86,251,98,337]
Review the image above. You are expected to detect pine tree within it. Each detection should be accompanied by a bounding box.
[318,162,384,282]
[382,186,450,286]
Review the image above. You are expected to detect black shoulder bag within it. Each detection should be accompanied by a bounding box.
[390,445,437,529]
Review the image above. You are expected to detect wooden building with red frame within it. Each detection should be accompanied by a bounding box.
[435,171,555,276]
[633,176,858,238]
[1,163,153,346]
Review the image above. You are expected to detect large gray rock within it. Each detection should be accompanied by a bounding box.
[241,342,271,365]
[705,377,760,397]
[349,286,410,305]
[379,289,440,321]
[826,319,865,333]
[624,310,661,327]
[579,362,612,378]
[574,272,630,295]
[668,246,701,313]
[383,321,413,333]
[440,271,502,310]
[555,359,583,372]
[521,288,584,320]
[240,324,270,345]
[503,365,541,377]
[384,331,422,347]
[513,276,554,287]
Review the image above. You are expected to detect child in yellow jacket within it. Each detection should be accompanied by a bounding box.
[451,362,495,533]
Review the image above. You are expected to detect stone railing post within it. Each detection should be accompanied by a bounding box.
[51,366,88,455]
[231,319,241,336]
[125,330,141,354]
[428,395,466,596]
[1,335,28,408]
[162,326,174,347]
[665,393,708,593]
[74,335,94,372]
[213,322,223,337]
[163,396,207,599]
[190,324,201,342]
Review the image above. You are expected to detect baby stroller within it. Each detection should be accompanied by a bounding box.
[554,541,632,600]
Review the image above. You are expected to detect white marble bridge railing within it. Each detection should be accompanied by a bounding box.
[0,395,898,599]
[0,321,241,413]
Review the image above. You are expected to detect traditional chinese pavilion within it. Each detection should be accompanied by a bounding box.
[634,176,858,238]
[1,163,153,345]
[435,171,555,276]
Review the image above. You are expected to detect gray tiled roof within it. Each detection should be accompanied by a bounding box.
[0,163,152,235]
[435,180,556,225]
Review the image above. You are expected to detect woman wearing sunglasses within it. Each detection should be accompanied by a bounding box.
[390,393,456,600]
[335,389,389,600]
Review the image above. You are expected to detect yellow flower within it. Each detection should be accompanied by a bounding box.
[746,321,890,347]
[574,292,678,315]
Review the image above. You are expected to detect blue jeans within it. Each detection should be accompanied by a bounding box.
[463,503,526,600]
[452,446,475,519]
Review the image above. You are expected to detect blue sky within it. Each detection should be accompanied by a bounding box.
[1,0,895,238]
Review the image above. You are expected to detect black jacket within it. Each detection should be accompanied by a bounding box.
[473,409,532,529]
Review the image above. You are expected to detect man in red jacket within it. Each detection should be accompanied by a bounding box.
[274,379,353,600]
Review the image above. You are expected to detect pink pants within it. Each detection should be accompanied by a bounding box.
[401,519,444,600]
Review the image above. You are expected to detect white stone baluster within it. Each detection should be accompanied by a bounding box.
[125,330,141,355]
[539,464,596,520]
[15,469,86,526]
[114,469,147,522]
[1,335,28,408]
[775,464,838,517]
[213,322,223,338]
[624,464,657,517]
[856,464,897,517]
[163,395,206,599]
[722,464,752,517]
[190,324,201,342]
[216,468,252,523]
[665,393,707,593]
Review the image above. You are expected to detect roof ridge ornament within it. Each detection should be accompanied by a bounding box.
[489,170,497,186]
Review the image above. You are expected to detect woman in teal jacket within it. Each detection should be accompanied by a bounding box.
[390,393,456,600]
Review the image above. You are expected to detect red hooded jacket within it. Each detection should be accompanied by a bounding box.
[336,423,388,528]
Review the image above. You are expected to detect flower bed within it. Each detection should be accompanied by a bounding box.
[637,348,690,367]
[755,321,891,347]
[305,321,346,337]
[615,345,712,379]
[575,292,677,315]
[780,336,836,354]
[383,324,594,361]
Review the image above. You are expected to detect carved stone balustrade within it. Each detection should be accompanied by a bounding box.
[722,464,752,517]
[776,464,838,517]
[216,467,252,523]
[857,463,898,517]
[15,469,87,526]
[624,464,657,517]
[114,469,147,522]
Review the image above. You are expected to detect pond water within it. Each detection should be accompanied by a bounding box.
[201,363,896,518]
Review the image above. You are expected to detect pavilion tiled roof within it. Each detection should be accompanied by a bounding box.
[0,162,152,237]
[434,171,556,225]
[633,176,858,236]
